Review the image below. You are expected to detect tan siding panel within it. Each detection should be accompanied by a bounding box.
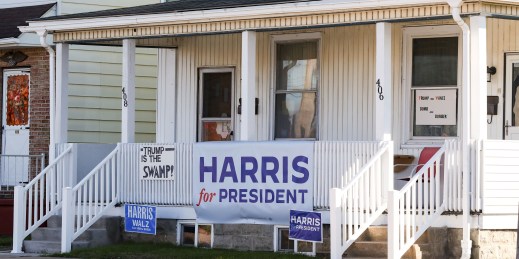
[68,47,157,143]
[61,0,159,144]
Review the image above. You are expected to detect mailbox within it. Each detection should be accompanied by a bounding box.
[487,96,499,115]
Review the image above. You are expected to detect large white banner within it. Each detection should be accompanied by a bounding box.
[193,141,314,224]
[415,89,457,126]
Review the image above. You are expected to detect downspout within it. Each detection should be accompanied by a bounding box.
[36,30,56,162]
[447,1,472,259]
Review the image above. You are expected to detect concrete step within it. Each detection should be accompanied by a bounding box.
[346,241,387,258]
[363,226,387,241]
[359,226,430,243]
[344,224,436,259]
[30,227,113,243]
[25,215,121,254]
[23,240,90,254]
[47,215,120,229]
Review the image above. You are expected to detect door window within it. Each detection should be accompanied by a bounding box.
[198,69,234,141]
[274,41,319,139]
[4,73,30,127]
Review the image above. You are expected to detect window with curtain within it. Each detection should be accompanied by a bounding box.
[274,41,319,139]
[411,37,459,137]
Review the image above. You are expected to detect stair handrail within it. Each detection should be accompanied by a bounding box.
[388,140,454,259]
[12,144,75,253]
[61,144,120,253]
[330,141,393,259]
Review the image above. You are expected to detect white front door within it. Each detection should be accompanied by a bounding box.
[1,69,30,185]
[198,68,235,142]
[505,55,519,139]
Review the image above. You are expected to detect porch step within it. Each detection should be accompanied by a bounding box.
[23,215,121,254]
[344,226,433,259]
[23,240,90,254]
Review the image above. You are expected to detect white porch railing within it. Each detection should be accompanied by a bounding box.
[387,139,458,259]
[11,144,75,253]
[329,141,393,259]
[61,145,119,253]
[118,143,193,205]
[0,153,45,192]
[314,141,383,209]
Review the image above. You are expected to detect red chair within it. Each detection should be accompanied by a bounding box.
[397,147,441,181]
[415,147,440,174]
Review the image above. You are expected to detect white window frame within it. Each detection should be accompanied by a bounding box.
[176,220,214,248]
[273,225,316,256]
[270,32,321,141]
[402,25,462,146]
[197,67,235,142]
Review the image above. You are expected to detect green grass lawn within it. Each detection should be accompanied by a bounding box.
[51,242,326,259]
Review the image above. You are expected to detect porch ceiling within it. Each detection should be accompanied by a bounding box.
[20,1,519,44]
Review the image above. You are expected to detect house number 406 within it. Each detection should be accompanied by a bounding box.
[376,79,384,100]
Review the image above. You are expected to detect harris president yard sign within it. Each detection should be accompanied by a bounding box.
[193,142,314,224]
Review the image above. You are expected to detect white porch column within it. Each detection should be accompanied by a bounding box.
[56,43,69,143]
[375,22,393,141]
[470,16,487,140]
[156,49,177,143]
[122,39,136,143]
[240,30,257,141]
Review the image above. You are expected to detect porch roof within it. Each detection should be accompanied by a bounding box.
[17,0,519,45]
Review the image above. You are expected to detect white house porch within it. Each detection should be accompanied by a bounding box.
[12,0,519,258]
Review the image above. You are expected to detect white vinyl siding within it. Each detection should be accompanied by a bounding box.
[486,18,519,140]
[261,26,376,141]
[174,25,376,142]
[60,0,160,143]
[175,34,242,143]
[482,140,519,214]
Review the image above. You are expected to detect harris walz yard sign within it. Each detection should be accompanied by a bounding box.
[140,145,176,180]
[124,204,156,235]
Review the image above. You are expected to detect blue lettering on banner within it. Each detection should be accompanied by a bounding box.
[289,210,322,242]
[193,142,314,224]
[199,156,309,184]
[124,204,156,235]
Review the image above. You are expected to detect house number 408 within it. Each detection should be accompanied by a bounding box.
[376,79,384,100]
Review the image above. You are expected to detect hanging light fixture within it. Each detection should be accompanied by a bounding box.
[0,51,28,67]
[487,66,496,82]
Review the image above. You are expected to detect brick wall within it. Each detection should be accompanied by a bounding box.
[0,47,50,179]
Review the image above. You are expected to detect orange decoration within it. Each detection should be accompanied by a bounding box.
[5,75,29,126]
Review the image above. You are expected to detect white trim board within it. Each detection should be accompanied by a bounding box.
[20,0,450,33]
